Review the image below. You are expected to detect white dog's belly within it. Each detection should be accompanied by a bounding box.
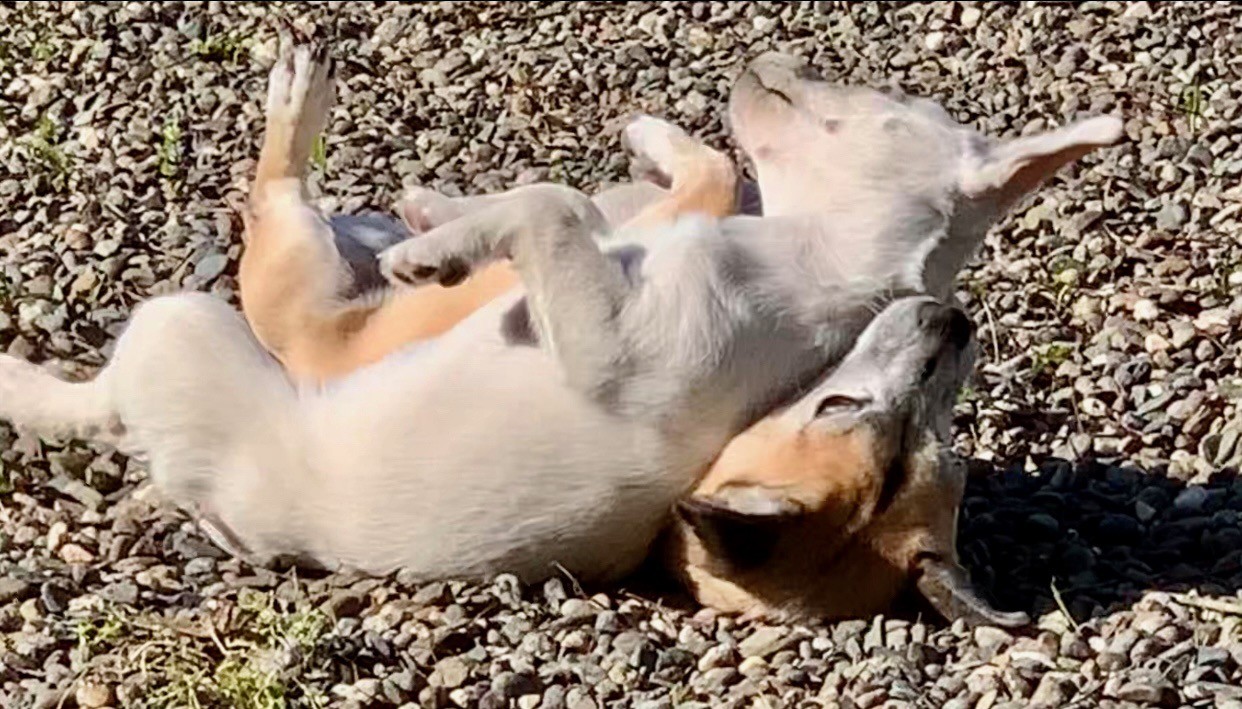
[296,327,693,582]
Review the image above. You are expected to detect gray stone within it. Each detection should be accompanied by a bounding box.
[429,657,471,689]
[1155,203,1187,230]
[739,626,790,658]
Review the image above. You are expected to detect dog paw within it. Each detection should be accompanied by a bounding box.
[623,115,693,189]
[379,237,473,289]
[395,186,466,234]
[266,24,335,139]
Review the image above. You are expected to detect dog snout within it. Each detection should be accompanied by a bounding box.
[744,52,817,97]
[947,308,973,349]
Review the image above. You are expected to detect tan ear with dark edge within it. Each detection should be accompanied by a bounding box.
[961,115,1123,210]
[676,487,802,569]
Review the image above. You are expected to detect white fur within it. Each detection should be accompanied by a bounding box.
[0,50,1120,585]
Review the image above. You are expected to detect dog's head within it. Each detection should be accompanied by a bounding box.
[668,296,1027,627]
[728,52,1121,295]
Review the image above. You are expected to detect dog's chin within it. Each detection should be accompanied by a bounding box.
[683,569,902,624]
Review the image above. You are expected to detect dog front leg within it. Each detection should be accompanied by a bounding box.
[398,115,739,234]
[379,185,634,398]
[617,116,739,229]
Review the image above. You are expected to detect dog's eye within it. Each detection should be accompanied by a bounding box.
[814,394,867,418]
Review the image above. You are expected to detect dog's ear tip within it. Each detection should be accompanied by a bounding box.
[676,488,802,569]
[674,495,732,526]
[680,486,804,521]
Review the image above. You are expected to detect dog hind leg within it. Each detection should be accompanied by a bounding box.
[0,293,295,514]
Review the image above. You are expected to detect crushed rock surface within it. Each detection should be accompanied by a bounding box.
[1,2,1241,707]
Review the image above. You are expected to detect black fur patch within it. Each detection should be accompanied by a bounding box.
[676,498,793,569]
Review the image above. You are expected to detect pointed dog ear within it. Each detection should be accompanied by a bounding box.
[675,487,803,569]
[959,115,1123,211]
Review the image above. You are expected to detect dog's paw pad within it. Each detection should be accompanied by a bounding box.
[380,246,472,289]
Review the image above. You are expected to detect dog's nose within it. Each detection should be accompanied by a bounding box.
[917,302,974,349]
[746,52,816,90]
[915,300,944,330]
[947,308,973,349]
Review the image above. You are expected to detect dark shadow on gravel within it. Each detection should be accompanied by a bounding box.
[956,456,1242,624]
[609,456,1242,630]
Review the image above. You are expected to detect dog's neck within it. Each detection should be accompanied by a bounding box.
[727,187,1001,314]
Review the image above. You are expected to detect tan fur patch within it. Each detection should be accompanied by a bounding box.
[668,417,959,620]
[239,126,736,383]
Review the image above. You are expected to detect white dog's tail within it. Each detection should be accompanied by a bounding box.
[0,356,124,445]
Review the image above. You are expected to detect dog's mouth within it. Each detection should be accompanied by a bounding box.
[749,70,797,108]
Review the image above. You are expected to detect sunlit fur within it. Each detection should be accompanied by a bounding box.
[0,46,1119,607]
[668,297,976,620]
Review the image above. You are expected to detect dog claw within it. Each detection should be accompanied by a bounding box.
[196,510,250,561]
[437,257,470,287]
[379,243,473,289]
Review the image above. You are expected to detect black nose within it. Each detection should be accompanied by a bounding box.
[794,63,822,81]
[917,302,974,349]
[947,308,973,349]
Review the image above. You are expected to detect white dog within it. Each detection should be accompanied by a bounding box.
[0,41,1120,612]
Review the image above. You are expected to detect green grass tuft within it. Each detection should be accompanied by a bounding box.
[23,114,71,190]
[956,385,981,405]
[192,31,250,63]
[310,134,327,172]
[159,113,184,179]
[75,607,127,656]
[1031,342,1076,378]
[1177,80,1208,135]
[70,591,333,708]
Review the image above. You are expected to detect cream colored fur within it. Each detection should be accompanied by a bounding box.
[0,43,1121,606]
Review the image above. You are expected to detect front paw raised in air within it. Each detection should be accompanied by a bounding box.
[379,236,475,288]
[267,23,335,148]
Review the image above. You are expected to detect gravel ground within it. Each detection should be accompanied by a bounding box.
[0,2,1240,707]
